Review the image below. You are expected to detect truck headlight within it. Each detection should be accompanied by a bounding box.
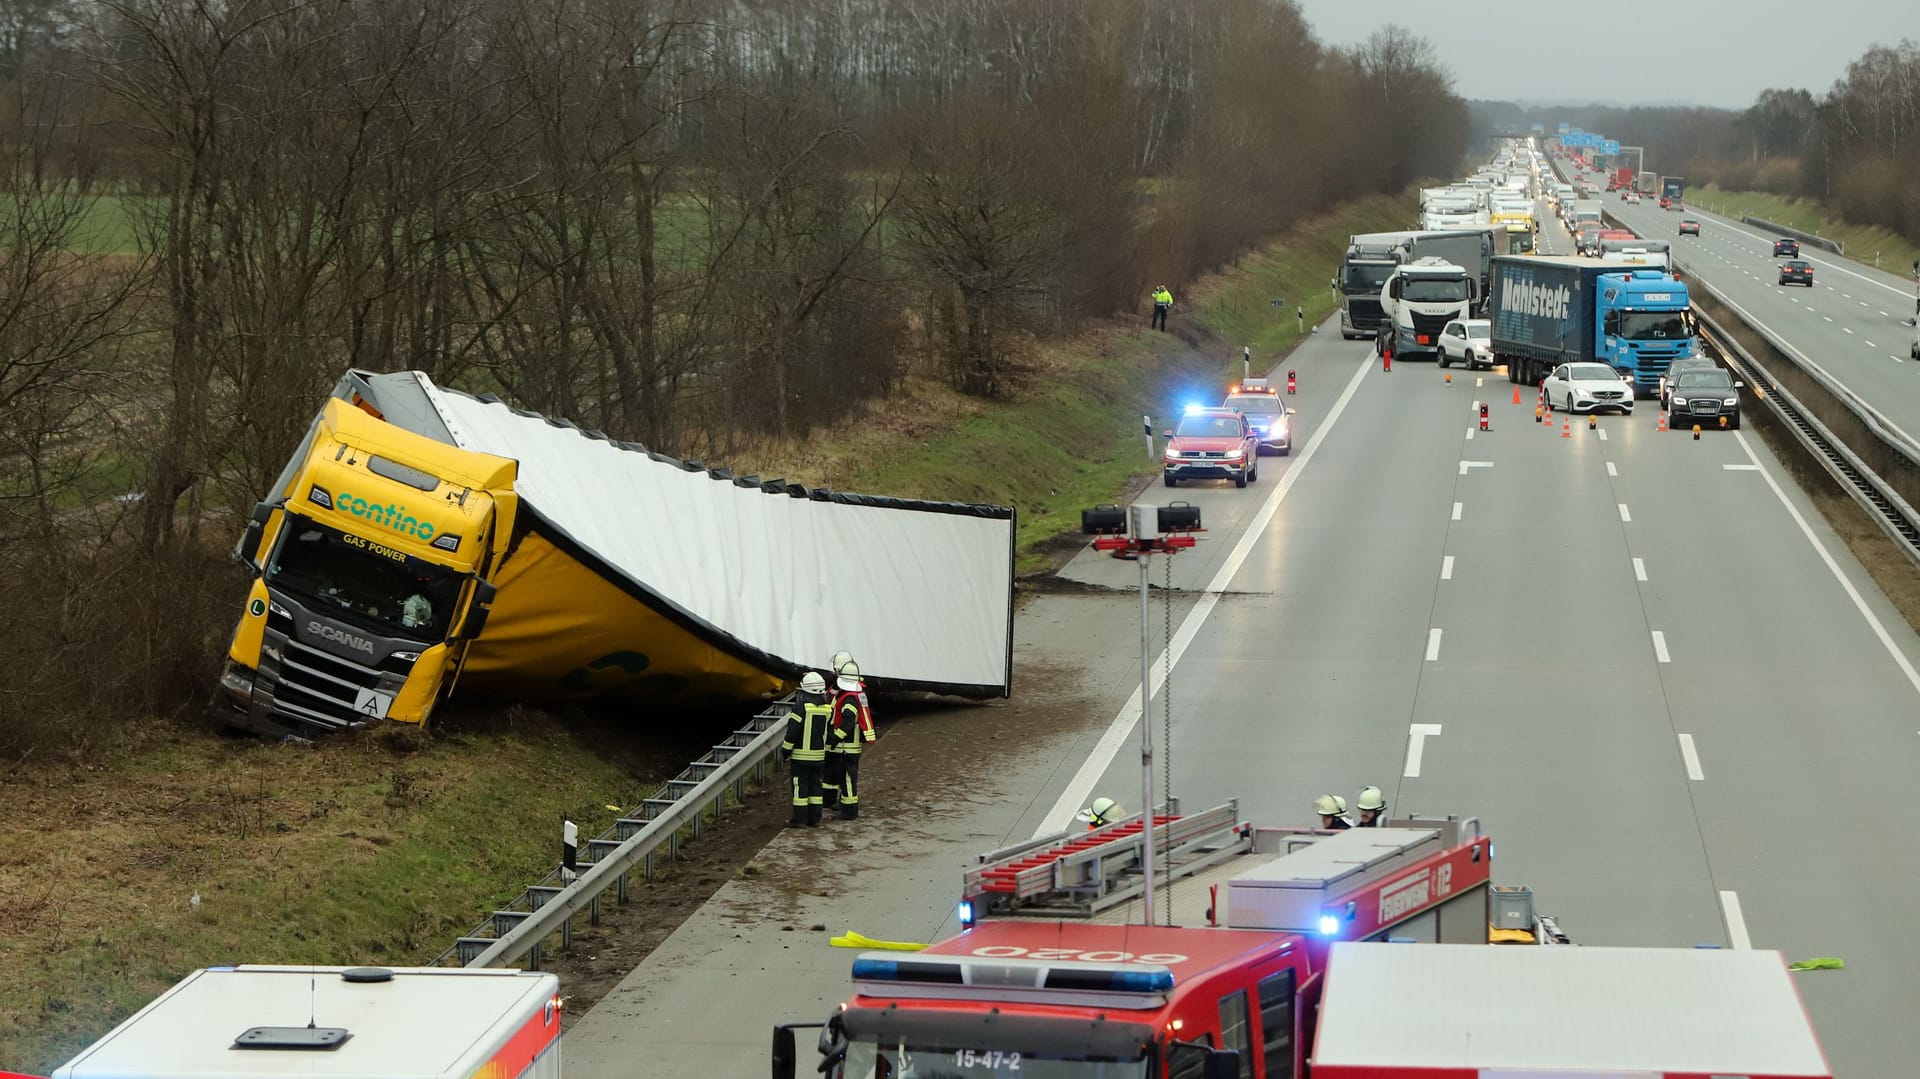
[219,663,254,701]
[261,637,283,662]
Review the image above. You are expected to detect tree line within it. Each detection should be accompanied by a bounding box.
[0,0,1467,759]
[1473,38,1920,241]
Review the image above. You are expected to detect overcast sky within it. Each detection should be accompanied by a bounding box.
[1293,0,1903,109]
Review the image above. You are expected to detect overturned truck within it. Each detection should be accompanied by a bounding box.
[219,370,1016,737]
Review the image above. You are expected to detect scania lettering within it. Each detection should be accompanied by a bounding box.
[222,370,1017,738]
[775,802,1832,1079]
[1492,254,1696,395]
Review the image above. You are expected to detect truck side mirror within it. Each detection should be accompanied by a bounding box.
[770,1026,797,1079]
[1204,1049,1243,1079]
[457,580,498,640]
[239,502,274,571]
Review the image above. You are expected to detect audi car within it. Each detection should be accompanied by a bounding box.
[1163,407,1259,487]
[1660,357,1720,411]
[1667,369,1742,431]
[1773,238,1800,258]
[1678,219,1701,237]
[1779,259,1814,286]
[1543,362,1635,415]
[1222,380,1295,456]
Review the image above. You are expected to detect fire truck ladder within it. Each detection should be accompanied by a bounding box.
[964,802,1249,919]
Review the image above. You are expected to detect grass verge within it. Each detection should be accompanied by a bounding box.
[0,709,681,1071]
[747,192,1416,573]
[1688,186,1920,274]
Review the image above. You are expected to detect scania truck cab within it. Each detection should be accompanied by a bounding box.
[220,397,517,736]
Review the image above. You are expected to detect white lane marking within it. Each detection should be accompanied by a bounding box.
[1465,426,1474,440]
[1606,461,1618,476]
[1735,432,1920,699]
[1723,463,1760,471]
[1475,377,1484,387]
[1678,733,1705,781]
[1035,353,1375,835]
[1721,891,1752,950]
[1897,355,1907,364]
[1860,300,1869,307]
[1618,503,1632,522]
[1844,327,1855,335]
[1823,315,1834,322]
[1882,310,1891,317]
[1867,340,1877,348]
[1451,501,1463,521]
[1403,724,1442,777]
[1633,557,1647,581]
[1651,630,1671,663]
[1425,628,1443,662]
[1459,460,1493,475]
[1597,428,1609,441]
[1441,555,1454,580]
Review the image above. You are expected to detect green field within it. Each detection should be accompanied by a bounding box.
[1689,186,1920,275]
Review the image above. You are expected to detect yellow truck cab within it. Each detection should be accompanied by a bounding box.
[221,398,518,736]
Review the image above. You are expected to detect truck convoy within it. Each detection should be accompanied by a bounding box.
[1661,175,1685,209]
[774,802,1833,1079]
[222,370,1016,737]
[1377,256,1477,362]
[49,965,562,1079]
[1337,229,1494,339]
[1492,255,1697,394]
[1598,237,1672,270]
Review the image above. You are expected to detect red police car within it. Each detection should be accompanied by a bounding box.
[1163,406,1260,488]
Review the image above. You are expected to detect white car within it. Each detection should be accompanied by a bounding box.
[1543,361,1635,415]
[1437,319,1496,370]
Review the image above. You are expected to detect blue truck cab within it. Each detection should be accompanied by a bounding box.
[1492,255,1697,395]
[1599,271,1695,396]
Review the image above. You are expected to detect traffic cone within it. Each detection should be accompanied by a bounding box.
[1512,385,1521,405]
[1535,404,1544,424]
[1657,411,1667,432]
[1561,418,1572,439]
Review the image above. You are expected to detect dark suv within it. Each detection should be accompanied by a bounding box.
[1779,260,1814,286]
[1773,238,1800,258]
[1667,369,1742,431]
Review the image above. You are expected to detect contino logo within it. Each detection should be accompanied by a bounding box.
[336,492,435,540]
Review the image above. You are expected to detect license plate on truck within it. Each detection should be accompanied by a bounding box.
[353,688,394,719]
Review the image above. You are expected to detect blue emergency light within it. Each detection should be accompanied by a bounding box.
[852,956,1176,995]
[957,900,975,928]
[1318,915,1340,937]
[1183,402,1205,415]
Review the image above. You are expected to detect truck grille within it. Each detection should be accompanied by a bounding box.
[262,605,413,731]
[1348,298,1383,327]
[1411,312,1452,338]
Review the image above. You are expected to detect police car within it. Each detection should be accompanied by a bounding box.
[1222,379,1294,456]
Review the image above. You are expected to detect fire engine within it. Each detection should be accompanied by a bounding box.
[48,965,561,1079]
[773,802,1832,1079]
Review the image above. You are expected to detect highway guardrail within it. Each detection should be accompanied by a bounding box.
[1740,214,1844,255]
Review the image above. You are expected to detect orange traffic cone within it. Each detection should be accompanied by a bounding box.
[1657,411,1667,432]
[1512,385,1521,405]
[1535,404,1544,424]
[1561,418,1572,439]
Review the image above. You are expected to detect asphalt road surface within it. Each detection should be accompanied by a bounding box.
[571,305,1920,1075]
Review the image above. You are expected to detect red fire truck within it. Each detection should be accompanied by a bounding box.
[47,965,561,1079]
[774,802,1832,1079]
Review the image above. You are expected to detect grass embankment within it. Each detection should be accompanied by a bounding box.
[0,713,673,1071]
[1689,186,1920,273]
[756,192,1415,572]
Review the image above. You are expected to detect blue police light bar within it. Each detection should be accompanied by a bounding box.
[1184,402,1205,415]
[852,955,1176,995]
[1318,915,1340,937]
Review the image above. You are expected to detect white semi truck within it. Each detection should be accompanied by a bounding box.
[1377,256,1477,362]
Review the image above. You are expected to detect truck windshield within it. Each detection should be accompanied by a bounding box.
[266,519,465,641]
[842,1041,1148,1079]
[1618,310,1695,340]
[1401,278,1469,302]
[1342,263,1394,293]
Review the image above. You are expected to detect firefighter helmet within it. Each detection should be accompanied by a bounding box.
[836,660,862,692]
[1312,794,1342,817]
[1077,796,1123,827]
[1356,786,1386,812]
[831,650,854,673]
[800,670,828,695]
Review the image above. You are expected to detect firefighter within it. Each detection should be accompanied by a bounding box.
[1355,786,1387,827]
[829,659,876,819]
[1076,796,1124,830]
[822,650,864,811]
[1313,793,1352,830]
[781,671,832,828]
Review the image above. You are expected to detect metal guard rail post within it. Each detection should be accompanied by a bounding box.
[445,697,793,969]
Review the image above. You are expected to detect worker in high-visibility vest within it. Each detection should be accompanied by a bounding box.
[828,659,877,819]
[1151,286,1173,331]
[782,671,832,828]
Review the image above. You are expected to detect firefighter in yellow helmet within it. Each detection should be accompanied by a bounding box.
[1077,796,1124,830]
[827,657,876,819]
[1313,793,1352,830]
[1355,786,1387,827]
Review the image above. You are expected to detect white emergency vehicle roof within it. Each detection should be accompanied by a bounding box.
[52,966,560,1079]
[351,371,1016,697]
[1312,943,1831,1078]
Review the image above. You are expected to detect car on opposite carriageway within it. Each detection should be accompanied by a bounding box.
[1779,259,1814,286]
[1222,379,1294,455]
[1773,238,1800,258]
[1667,368,1743,430]
[1163,406,1259,488]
